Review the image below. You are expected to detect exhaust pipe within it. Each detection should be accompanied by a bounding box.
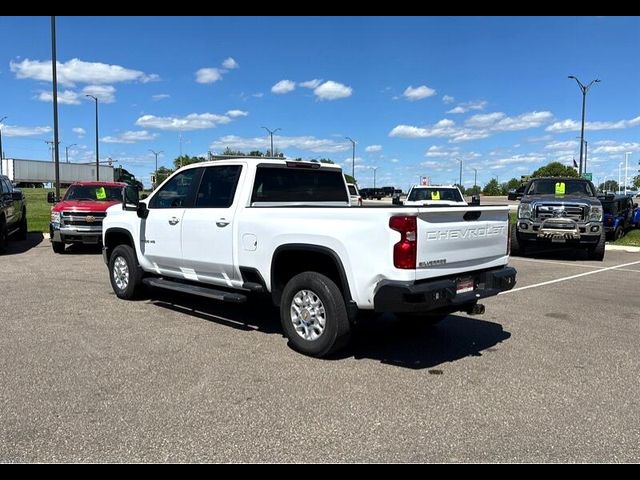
[466,303,485,315]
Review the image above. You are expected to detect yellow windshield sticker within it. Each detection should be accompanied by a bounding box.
[554,182,565,196]
[96,186,106,200]
[430,191,440,200]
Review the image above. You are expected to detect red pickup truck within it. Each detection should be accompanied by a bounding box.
[48,181,126,253]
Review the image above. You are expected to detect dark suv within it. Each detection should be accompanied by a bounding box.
[0,175,27,252]
[599,194,638,240]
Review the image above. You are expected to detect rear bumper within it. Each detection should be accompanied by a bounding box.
[373,266,517,313]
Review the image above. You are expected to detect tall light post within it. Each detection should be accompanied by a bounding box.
[149,149,163,190]
[85,94,99,180]
[458,158,463,187]
[568,75,600,176]
[618,162,623,194]
[345,136,356,180]
[371,166,378,190]
[51,16,61,199]
[262,126,281,157]
[0,115,7,176]
[624,152,631,195]
[473,168,478,191]
[65,143,77,163]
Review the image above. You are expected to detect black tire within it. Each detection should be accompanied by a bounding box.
[108,244,144,299]
[588,231,605,261]
[0,219,7,254]
[614,226,624,241]
[51,241,65,254]
[510,224,526,257]
[280,272,351,357]
[17,210,27,240]
[396,312,448,326]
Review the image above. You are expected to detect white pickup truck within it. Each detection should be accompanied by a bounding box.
[102,159,516,357]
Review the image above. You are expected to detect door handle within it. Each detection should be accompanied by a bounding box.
[168,217,180,225]
[216,219,230,227]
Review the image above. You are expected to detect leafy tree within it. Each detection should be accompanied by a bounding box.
[344,174,356,184]
[173,155,205,169]
[248,150,264,157]
[318,158,335,164]
[222,147,247,156]
[531,162,579,178]
[483,178,502,196]
[599,180,619,192]
[633,175,640,190]
[154,166,173,186]
[506,177,521,190]
[466,185,481,196]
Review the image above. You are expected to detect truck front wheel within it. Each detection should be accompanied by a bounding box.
[52,241,65,254]
[280,272,351,357]
[109,244,144,299]
[587,231,605,261]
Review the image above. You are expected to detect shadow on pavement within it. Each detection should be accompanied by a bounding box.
[61,243,103,255]
[1,232,44,255]
[146,288,510,369]
[341,314,511,369]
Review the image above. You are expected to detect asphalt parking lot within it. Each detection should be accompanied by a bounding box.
[1,235,639,462]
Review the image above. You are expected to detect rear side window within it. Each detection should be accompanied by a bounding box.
[195,165,242,208]
[348,185,358,196]
[251,167,348,203]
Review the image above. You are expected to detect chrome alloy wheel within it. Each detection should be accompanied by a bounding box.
[113,255,130,291]
[290,289,326,341]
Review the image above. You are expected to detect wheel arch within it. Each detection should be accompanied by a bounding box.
[104,228,135,263]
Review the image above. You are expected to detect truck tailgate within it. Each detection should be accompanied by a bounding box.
[415,206,509,278]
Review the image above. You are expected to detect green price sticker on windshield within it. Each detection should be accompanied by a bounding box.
[431,191,440,200]
[96,186,106,200]
[554,182,565,196]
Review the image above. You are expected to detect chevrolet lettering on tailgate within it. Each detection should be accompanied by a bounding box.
[426,224,505,241]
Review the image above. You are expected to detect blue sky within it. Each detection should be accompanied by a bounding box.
[0,16,638,189]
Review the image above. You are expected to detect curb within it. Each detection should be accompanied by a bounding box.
[43,233,50,239]
[605,244,640,253]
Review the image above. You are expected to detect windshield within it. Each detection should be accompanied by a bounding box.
[64,185,122,201]
[348,185,358,196]
[527,179,595,196]
[408,187,463,202]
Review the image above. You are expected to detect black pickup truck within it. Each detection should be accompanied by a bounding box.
[511,177,605,260]
[0,175,27,252]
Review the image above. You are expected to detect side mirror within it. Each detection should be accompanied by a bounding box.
[47,191,57,204]
[122,186,139,211]
[12,191,23,201]
[392,195,401,205]
[470,194,481,206]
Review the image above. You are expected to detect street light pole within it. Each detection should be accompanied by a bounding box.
[568,75,600,176]
[51,16,61,199]
[0,115,6,176]
[345,136,356,180]
[85,94,99,180]
[624,152,631,195]
[473,168,478,190]
[65,143,77,163]
[459,158,463,187]
[149,149,163,190]
[372,166,378,190]
[262,127,281,157]
[618,162,623,194]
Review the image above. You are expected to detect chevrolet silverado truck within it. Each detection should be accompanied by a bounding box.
[403,185,468,207]
[102,159,516,357]
[48,181,127,253]
[511,177,604,260]
[0,174,27,253]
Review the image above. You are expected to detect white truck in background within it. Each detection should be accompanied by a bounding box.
[102,159,516,357]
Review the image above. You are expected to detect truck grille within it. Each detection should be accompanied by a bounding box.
[61,211,106,227]
[535,204,585,221]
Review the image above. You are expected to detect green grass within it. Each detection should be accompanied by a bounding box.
[22,188,65,233]
[613,228,640,247]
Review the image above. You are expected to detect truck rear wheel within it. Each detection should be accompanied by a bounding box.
[109,244,144,299]
[280,272,351,357]
[52,241,65,254]
[510,224,526,257]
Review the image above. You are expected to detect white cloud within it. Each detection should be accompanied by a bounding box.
[446,100,487,114]
[546,115,640,133]
[442,95,455,104]
[72,127,86,137]
[222,57,239,69]
[10,58,157,86]
[271,79,296,94]
[299,79,322,89]
[403,85,436,101]
[313,81,352,100]
[466,111,553,131]
[210,135,350,154]
[82,85,116,103]
[226,109,248,118]
[252,92,264,98]
[465,112,506,128]
[592,140,640,154]
[195,68,223,84]
[389,119,458,139]
[136,113,232,131]
[101,130,158,144]
[424,145,481,159]
[390,158,400,163]
[2,124,52,137]
[152,93,170,101]
[37,89,80,105]
[365,145,382,153]
[545,140,578,150]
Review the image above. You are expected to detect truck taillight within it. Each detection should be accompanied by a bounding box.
[389,215,417,269]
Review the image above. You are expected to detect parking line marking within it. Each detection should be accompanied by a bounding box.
[500,259,640,294]
[510,257,603,270]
